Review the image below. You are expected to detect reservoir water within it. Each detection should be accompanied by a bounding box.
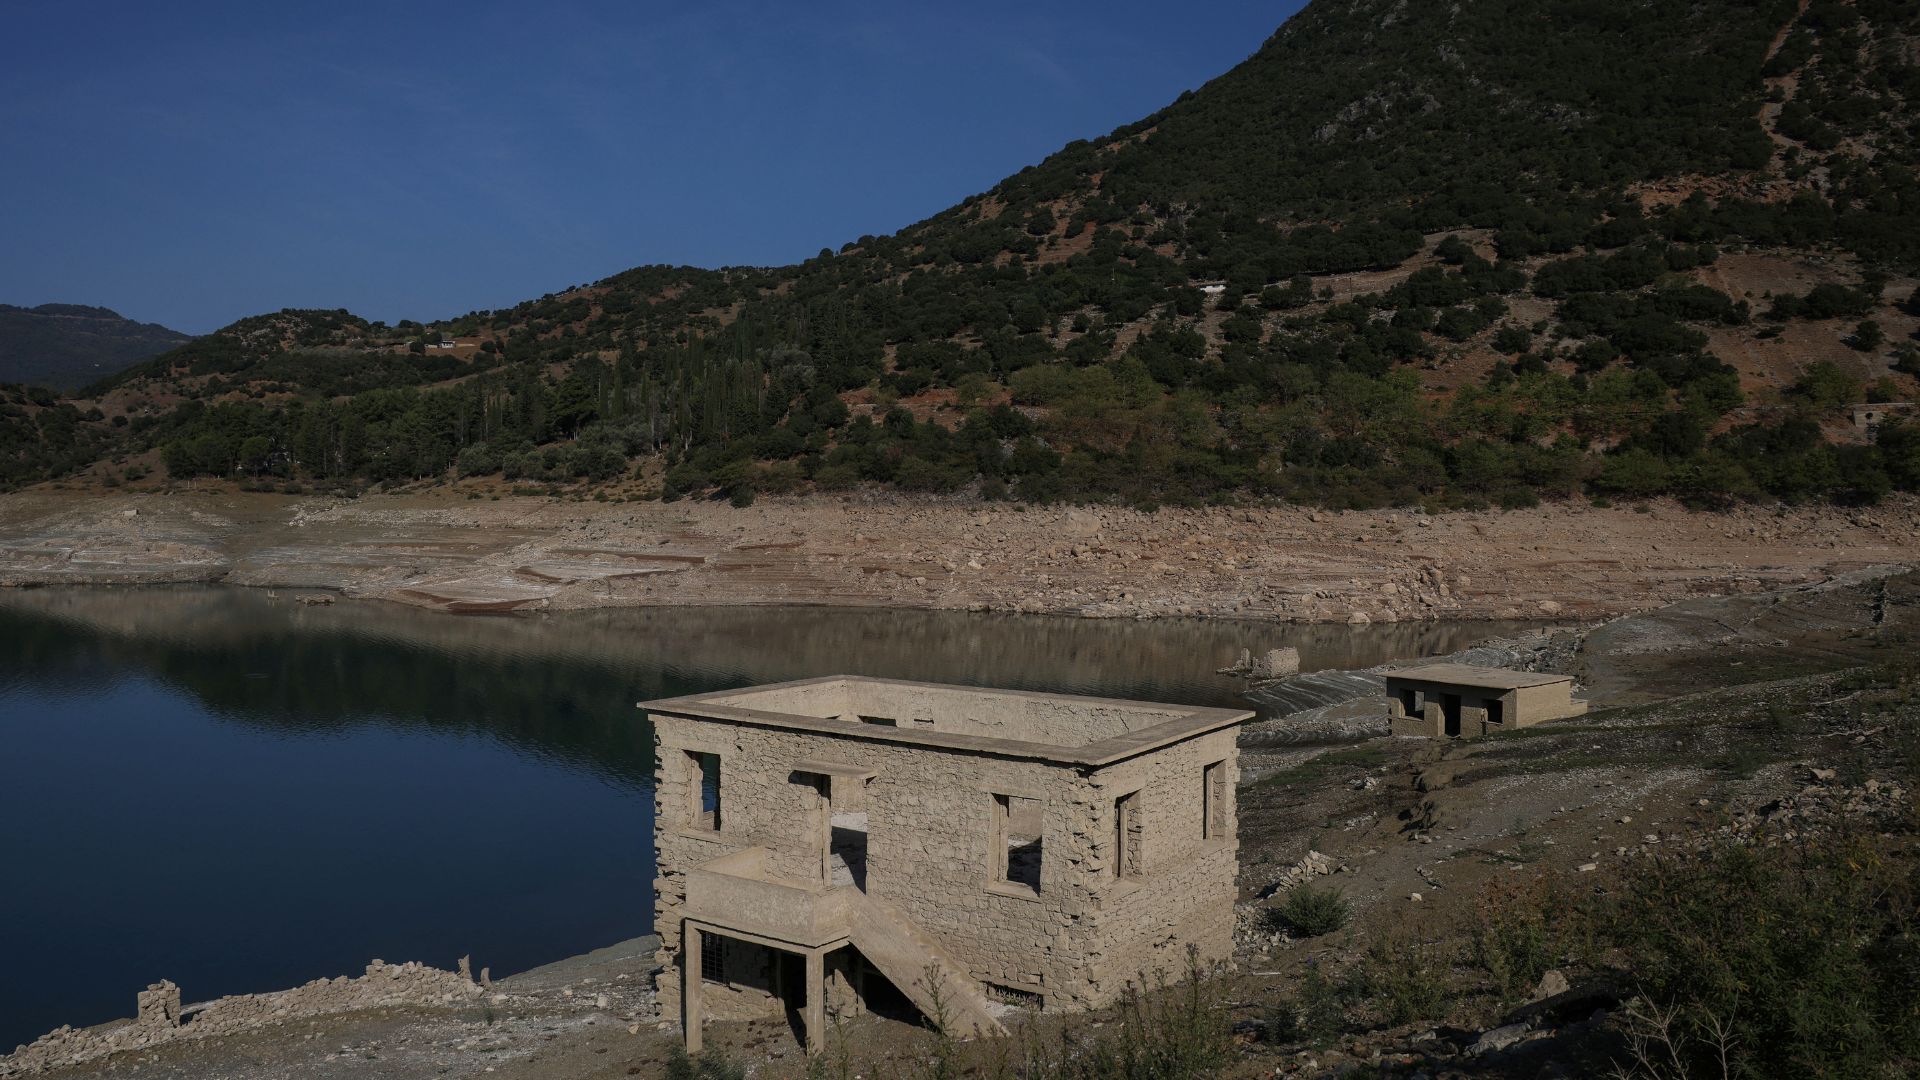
[0,586,1532,1051]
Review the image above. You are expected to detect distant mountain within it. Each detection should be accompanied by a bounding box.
[0,304,191,389]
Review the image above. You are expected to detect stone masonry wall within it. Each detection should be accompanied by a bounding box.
[652,713,1094,1008]
[652,709,1241,1017]
[1078,728,1240,999]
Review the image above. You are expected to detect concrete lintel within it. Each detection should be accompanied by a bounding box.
[684,918,849,960]
[792,758,879,781]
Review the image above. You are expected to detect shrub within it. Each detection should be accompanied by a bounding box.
[1848,319,1885,352]
[665,1047,748,1080]
[1600,831,1920,1080]
[1262,964,1345,1047]
[1350,934,1450,1027]
[811,463,861,491]
[1017,947,1231,1079]
[1270,884,1351,937]
[1471,877,1594,1002]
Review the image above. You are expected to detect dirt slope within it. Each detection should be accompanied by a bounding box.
[1,490,1916,624]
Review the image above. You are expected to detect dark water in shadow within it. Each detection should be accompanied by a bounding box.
[0,586,1538,1049]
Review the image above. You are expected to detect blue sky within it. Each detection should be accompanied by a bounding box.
[1,2,1305,334]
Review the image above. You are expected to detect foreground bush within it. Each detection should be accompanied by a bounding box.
[665,1046,748,1080]
[1269,883,1352,938]
[1602,830,1920,1079]
[1016,965,1232,1080]
[834,948,1234,1080]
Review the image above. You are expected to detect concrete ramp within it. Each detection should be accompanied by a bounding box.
[1245,669,1384,715]
[845,892,1006,1038]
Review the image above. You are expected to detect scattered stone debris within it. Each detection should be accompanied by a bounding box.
[1261,849,1339,897]
[1,961,484,1077]
[1706,770,1909,848]
[1238,850,1342,949]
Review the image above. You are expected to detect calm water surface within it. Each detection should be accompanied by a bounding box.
[0,586,1534,1049]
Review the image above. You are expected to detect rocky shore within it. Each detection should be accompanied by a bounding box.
[2,940,663,1080]
[2,488,1914,623]
[2,962,489,1077]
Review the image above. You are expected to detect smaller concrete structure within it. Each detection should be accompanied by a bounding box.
[1386,664,1585,738]
[1850,402,1914,433]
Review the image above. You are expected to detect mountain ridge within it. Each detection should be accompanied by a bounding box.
[0,303,190,391]
[6,0,1919,506]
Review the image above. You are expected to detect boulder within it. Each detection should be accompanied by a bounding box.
[1468,1022,1530,1056]
[1530,970,1570,1002]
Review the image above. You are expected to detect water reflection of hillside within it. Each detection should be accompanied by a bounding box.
[0,590,660,790]
[0,587,1543,778]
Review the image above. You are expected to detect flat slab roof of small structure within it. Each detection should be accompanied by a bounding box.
[640,675,1252,768]
[1384,664,1574,689]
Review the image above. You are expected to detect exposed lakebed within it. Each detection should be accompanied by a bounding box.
[0,586,1532,1050]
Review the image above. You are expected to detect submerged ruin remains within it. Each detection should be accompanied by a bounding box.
[641,676,1254,1053]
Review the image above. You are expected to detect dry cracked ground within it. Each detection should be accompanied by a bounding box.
[7,559,1915,1079]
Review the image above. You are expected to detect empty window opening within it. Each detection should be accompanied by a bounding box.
[1486,698,1505,726]
[687,751,721,831]
[856,714,898,727]
[1203,761,1227,840]
[1396,687,1419,716]
[700,931,726,985]
[1114,791,1143,879]
[993,794,1043,892]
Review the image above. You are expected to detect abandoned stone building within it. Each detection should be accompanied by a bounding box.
[641,676,1254,1052]
[1387,663,1587,738]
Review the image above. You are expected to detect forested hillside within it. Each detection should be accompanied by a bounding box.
[0,304,188,390]
[7,0,1920,507]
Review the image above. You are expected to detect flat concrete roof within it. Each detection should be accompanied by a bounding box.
[1383,664,1574,690]
[639,675,1252,769]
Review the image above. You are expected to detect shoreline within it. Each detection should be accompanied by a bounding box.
[1,937,664,1079]
[2,488,1916,624]
[6,567,1915,1077]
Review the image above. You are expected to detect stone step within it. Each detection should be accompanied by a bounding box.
[844,893,1006,1038]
